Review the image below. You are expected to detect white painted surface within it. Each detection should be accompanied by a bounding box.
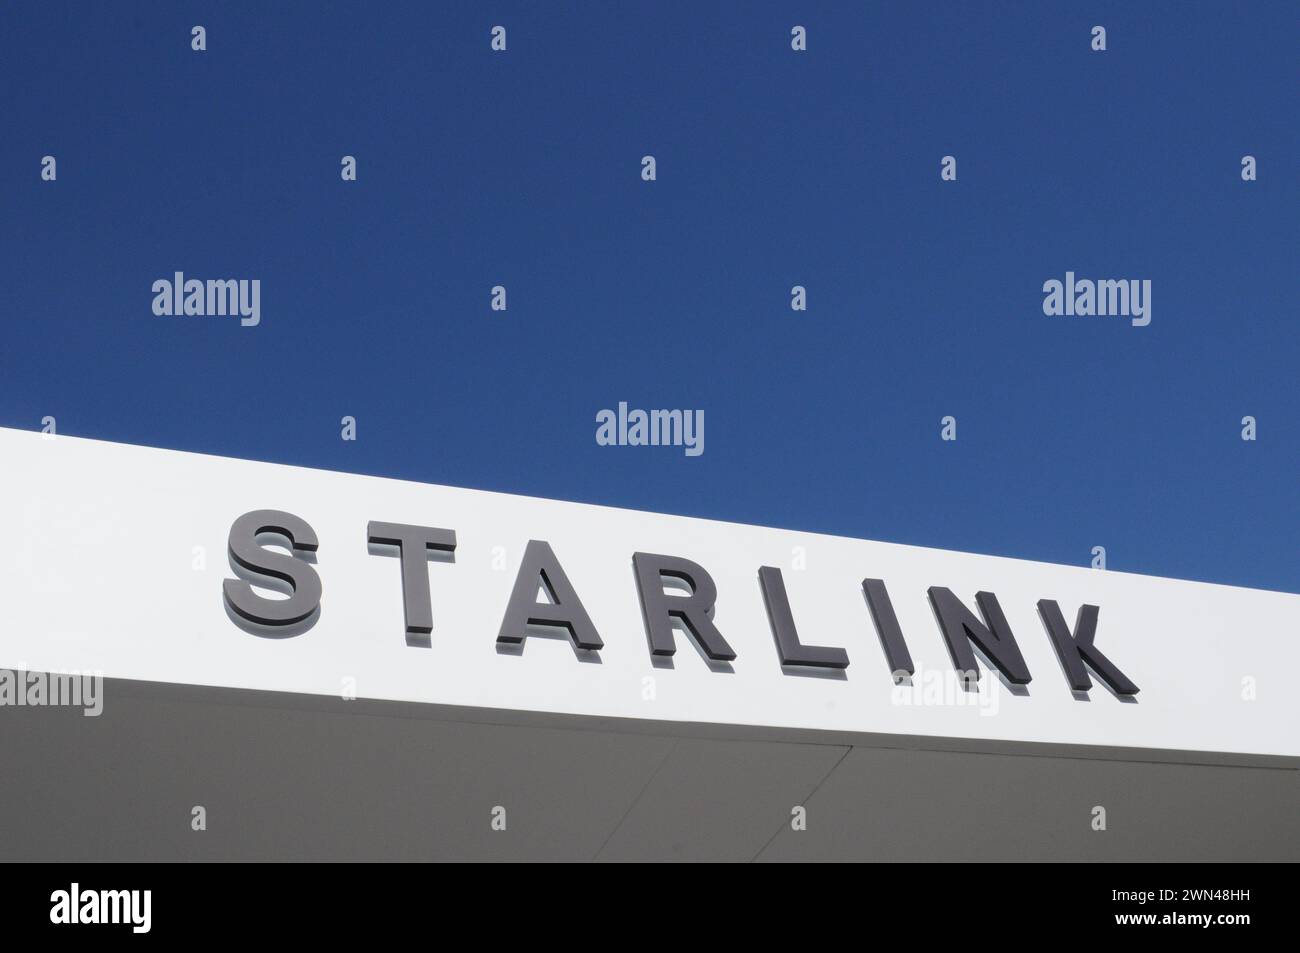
[2,427,1296,756]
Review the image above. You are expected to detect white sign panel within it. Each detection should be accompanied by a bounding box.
[3,427,1296,758]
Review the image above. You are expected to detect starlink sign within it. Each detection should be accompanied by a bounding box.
[224,510,1139,698]
[4,428,1298,758]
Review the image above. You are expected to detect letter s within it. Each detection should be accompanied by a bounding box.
[223,510,321,631]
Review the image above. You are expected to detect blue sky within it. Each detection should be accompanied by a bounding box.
[2,2,1296,592]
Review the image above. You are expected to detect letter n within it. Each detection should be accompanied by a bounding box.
[927,587,1031,685]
